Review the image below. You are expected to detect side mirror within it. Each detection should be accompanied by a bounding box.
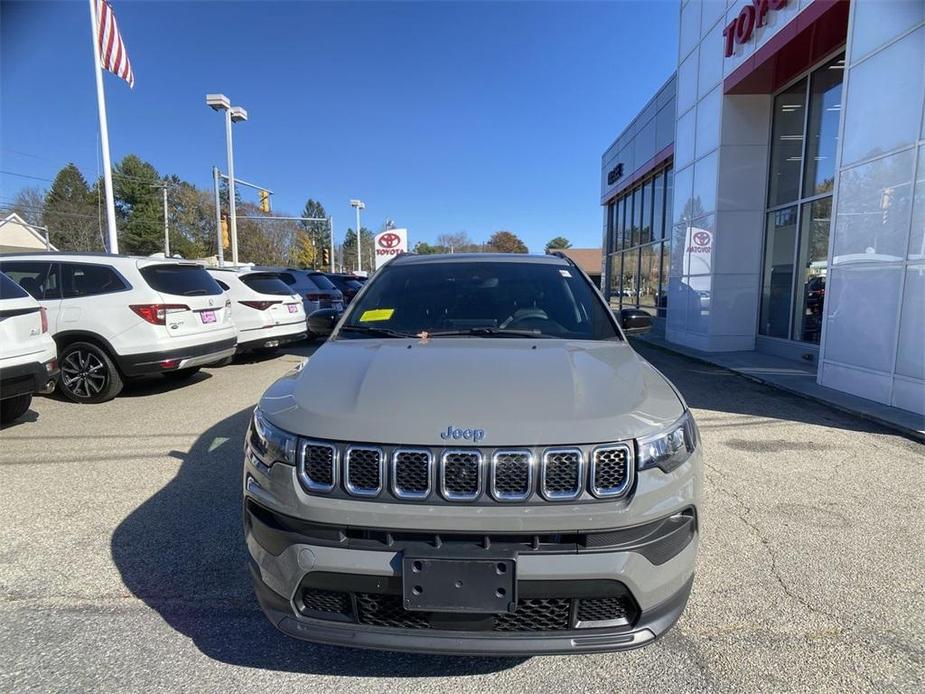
[307,308,339,337]
[619,308,652,335]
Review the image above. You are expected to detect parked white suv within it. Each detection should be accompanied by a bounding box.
[0,271,58,422]
[208,268,307,352]
[0,254,237,403]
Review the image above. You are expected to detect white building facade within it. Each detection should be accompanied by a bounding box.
[602,0,924,417]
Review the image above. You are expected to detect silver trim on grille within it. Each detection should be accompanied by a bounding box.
[440,449,483,502]
[297,439,337,493]
[540,447,584,501]
[391,448,434,500]
[343,445,384,497]
[589,443,633,498]
[490,449,534,502]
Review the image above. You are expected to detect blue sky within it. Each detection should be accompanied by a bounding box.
[1,1,678,252]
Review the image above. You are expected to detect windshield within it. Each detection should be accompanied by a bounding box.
[339,260,619,340]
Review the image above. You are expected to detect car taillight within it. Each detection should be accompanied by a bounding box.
[130,303,190,325]
[239,300,281,311]
[39,306,48,334]
[305,293,326,302]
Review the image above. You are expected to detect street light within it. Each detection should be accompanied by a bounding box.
[350,199,365,273]
[207,93,247,266]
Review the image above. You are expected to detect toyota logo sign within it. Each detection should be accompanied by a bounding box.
[374,228,409,269]
[693,231,711,247]
[378,232,401,249]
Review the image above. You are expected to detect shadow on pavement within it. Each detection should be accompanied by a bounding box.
[632,341,893,438]
[110,402,524,677]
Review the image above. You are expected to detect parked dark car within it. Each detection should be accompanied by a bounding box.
[323,273,364,303]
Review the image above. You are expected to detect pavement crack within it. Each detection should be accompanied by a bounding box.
[703,461,838,623]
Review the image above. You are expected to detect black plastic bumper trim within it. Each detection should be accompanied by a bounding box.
[0,360,57,399]
[117,337,236,376]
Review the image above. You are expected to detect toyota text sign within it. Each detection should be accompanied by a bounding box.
[374,228,409,269]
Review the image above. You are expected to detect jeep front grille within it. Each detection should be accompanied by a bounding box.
[345,446,383,497]
[392,449,432,499]
[540,448,583,500]
[298,441,336,492]
[441,450,482,501]
[590,444,631,498]
[490,450,532,501]
[283,440,636,504]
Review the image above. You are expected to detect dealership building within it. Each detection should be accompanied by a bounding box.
[601,0,924,417]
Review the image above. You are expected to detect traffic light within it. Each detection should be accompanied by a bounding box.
[259,190,270,213]
[221,215,230,249]
[322,247,331,266]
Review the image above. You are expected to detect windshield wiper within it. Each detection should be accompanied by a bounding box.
[338,325,417,338]
[424,327,554,338]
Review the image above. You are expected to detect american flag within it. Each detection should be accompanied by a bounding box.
[96,0,134,88]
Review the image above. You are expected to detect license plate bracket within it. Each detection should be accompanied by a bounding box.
[401,556,516,613]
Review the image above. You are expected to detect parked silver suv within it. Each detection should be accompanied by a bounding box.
[244,253,702,655]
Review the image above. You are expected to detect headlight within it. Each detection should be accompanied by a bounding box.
[637,411,698,473]
[250,407,297,465]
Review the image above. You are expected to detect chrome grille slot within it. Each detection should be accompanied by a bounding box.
[590,444,631,498]
[541,448,583,500]
[298,441,337,492]
[440,450,483,501]
[345,445,384,497]
[392,449,433,499]
[490,450,533,501]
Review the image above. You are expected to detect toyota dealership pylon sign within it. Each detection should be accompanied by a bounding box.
[374,228,408,269]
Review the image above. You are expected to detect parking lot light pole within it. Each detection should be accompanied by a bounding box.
[207,94,247,267]
[350,199,365,273]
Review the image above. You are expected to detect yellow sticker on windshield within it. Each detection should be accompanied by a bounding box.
[359,308,394,322]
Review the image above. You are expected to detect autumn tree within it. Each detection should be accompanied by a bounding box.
[545,236,571,251]
[486,230,528,253]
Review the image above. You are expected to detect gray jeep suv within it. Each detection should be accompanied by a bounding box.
[244,253,702,655]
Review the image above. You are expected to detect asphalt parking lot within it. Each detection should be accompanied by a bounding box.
[0,341,922,693]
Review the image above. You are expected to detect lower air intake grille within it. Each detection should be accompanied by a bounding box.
[590,444,630,497]
[301,589,351,615]
[345,447,382,496]
[542,449,582,499]
[576,596,632,624]
[300,442,335,491]
[441,451,482,500]
[494,598,571,632]
[355,593,430,629]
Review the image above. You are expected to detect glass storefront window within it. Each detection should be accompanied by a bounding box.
[803,56,844,197]
[652,172,665,241]
[640,178,653,245]
[631,187,642,247]
[658,242,669,317]
[622,247,640,307]
[792,198,831,344]
[759,206,798,338]
[768,78,807,207]
[609,254,622,306]
[615,197,624,251]
[639,244,660,315]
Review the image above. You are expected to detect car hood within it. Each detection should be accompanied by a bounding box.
[260,338,685,446]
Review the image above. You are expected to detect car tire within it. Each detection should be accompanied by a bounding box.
[0,394,32,423]
[58,341,124,404]
[162,366,201,380]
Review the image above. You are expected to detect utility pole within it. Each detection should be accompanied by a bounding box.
[162,186,170,257]
[213,166,224,267]
[329,216,335,273]
[350,199,365,273]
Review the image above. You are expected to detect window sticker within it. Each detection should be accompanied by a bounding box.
[359,308,395,322]
[559,269,572,278]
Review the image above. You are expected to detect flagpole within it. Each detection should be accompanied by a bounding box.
[88,0,119,254]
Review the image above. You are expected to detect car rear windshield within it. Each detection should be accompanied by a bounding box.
[341,260,619,340]
[307,273,336,290]
[0,272,29,299]
[140,264,223,297]
[241,273,293,296]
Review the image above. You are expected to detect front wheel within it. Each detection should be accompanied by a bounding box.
[58,341,123,404]
[0,393,32,423]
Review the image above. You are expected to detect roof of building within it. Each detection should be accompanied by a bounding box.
[545,247,602,275]
[0,213,58,253]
